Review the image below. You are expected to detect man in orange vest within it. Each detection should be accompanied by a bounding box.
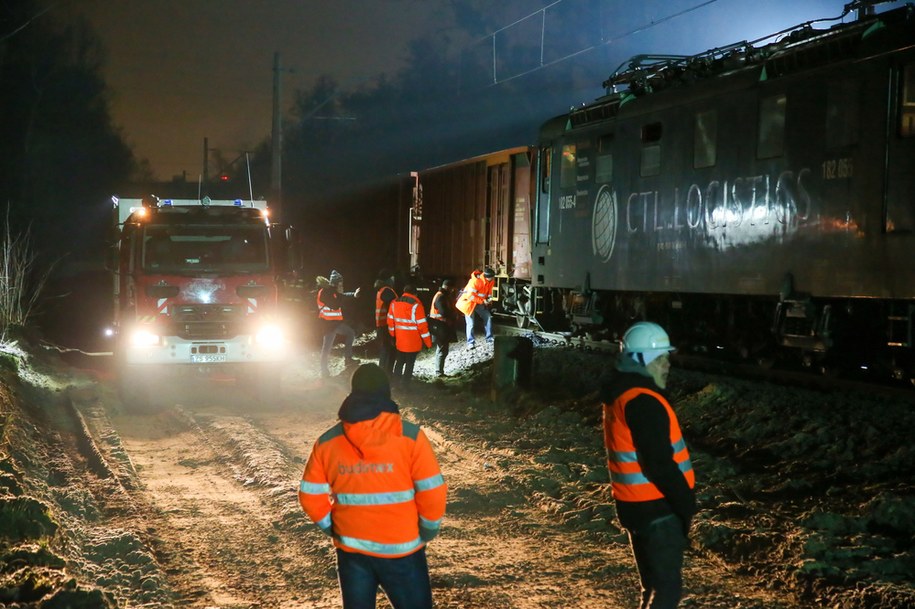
[601,321,696,609]
[428,279,457,377]
[374,270,398,375]
[316,270,361,377]
[455,267,495,347]
[387,285,432,383]
[299,363,447,609]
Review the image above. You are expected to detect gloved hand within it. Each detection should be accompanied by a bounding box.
[419,522,439,542]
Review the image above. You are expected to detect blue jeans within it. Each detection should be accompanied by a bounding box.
[627,515,688,609]
[321,322,355,373]
[464,305,492,344]
[336,548,432,609]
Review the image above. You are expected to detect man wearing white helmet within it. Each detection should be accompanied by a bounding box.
[601,321,696,609]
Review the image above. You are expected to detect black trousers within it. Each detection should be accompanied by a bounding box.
[429,319,450,375]
[376,327,395,374]
[627,514,687,609]
[393,350,418,380]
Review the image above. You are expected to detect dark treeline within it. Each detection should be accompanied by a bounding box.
[1,0,142,262]
[1,1,142,343]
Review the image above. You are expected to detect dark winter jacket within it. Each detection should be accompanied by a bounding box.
[600,357,697,533]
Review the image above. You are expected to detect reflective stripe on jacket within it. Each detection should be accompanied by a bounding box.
[375,286,397,327]
[455,271,494,316]
[316,287,343,321]
[429,290,446,320]
[603,387,695,502]
[298,412,447,558]
[387,298,432,352]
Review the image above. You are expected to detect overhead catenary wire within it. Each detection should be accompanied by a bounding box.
[464,0,723,88]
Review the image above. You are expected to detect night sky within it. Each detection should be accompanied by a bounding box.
[65,0,893,180]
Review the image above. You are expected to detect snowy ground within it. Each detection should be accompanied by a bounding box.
[0,336,913,608]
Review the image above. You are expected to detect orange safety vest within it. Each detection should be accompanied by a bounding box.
[603,387,695,502]
[316,287,343,322]
[387,298,432,353]
[375,286,397,327]
[299,412,447,558]
[455,271,494,316]
[429,290,447,320]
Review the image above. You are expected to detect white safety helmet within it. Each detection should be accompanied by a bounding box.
[621,321,676,366]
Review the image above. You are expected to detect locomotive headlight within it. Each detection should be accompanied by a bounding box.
[255,323,286,349]
[129,328,160,347]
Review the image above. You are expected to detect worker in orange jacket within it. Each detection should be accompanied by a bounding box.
[373,270,398,375]
[601,321,696,609]
[387,285,432,383]
[316,269,361,377]
[299,363,447,609]
[455,266,495,347]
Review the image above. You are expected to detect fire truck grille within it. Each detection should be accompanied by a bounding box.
[169,304,246,340]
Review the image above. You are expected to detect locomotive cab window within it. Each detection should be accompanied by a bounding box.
[693,110,717,168]
[901,64,915,137]
[560,144,577,189]
[757,93,786,158]
[640,122,662,177]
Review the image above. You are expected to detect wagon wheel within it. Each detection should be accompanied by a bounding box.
[515,285,532,329]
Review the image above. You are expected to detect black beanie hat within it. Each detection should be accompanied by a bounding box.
[350,363,390,398]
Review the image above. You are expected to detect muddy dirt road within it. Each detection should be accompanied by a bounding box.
[60,351,809,609]
[5,341,912,609]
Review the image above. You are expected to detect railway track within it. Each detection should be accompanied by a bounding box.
[494,323,915,402]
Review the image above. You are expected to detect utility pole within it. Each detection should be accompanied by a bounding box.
[271,52,283,222]
[202,137,210,197]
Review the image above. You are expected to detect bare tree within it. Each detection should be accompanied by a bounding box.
[0,211,52,341]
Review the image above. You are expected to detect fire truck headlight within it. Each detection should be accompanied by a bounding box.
[129,328,160,347]
[255,324,285,348]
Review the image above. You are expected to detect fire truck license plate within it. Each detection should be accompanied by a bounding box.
[191,354,227,363]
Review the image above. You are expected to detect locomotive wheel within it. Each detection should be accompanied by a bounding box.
[515,285,532,329]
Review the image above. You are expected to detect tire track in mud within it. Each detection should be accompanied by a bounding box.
[98,400,342,608]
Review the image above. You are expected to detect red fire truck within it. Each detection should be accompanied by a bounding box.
[110,195,301,407]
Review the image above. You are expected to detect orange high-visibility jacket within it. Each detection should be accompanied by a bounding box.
[387,297,432,353]
[603,387,695,502]
[299,412,447,558]
[375,286,397,327]
[456,270,494,316]
[316,287,343,322]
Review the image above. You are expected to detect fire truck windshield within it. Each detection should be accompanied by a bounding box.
[141,225,269,274]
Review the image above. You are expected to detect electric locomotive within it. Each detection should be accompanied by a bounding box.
[529,1,915,380]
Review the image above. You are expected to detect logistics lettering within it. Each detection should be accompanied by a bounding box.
[624,169,813,234]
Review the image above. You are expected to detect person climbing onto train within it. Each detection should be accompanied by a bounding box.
[316,269,361,377]
[374,269,398,375]
[600,321,697,609]
[428,279,457,377]
[387,284,432,383]
[455,266,495,348]
[298,363,447,609]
